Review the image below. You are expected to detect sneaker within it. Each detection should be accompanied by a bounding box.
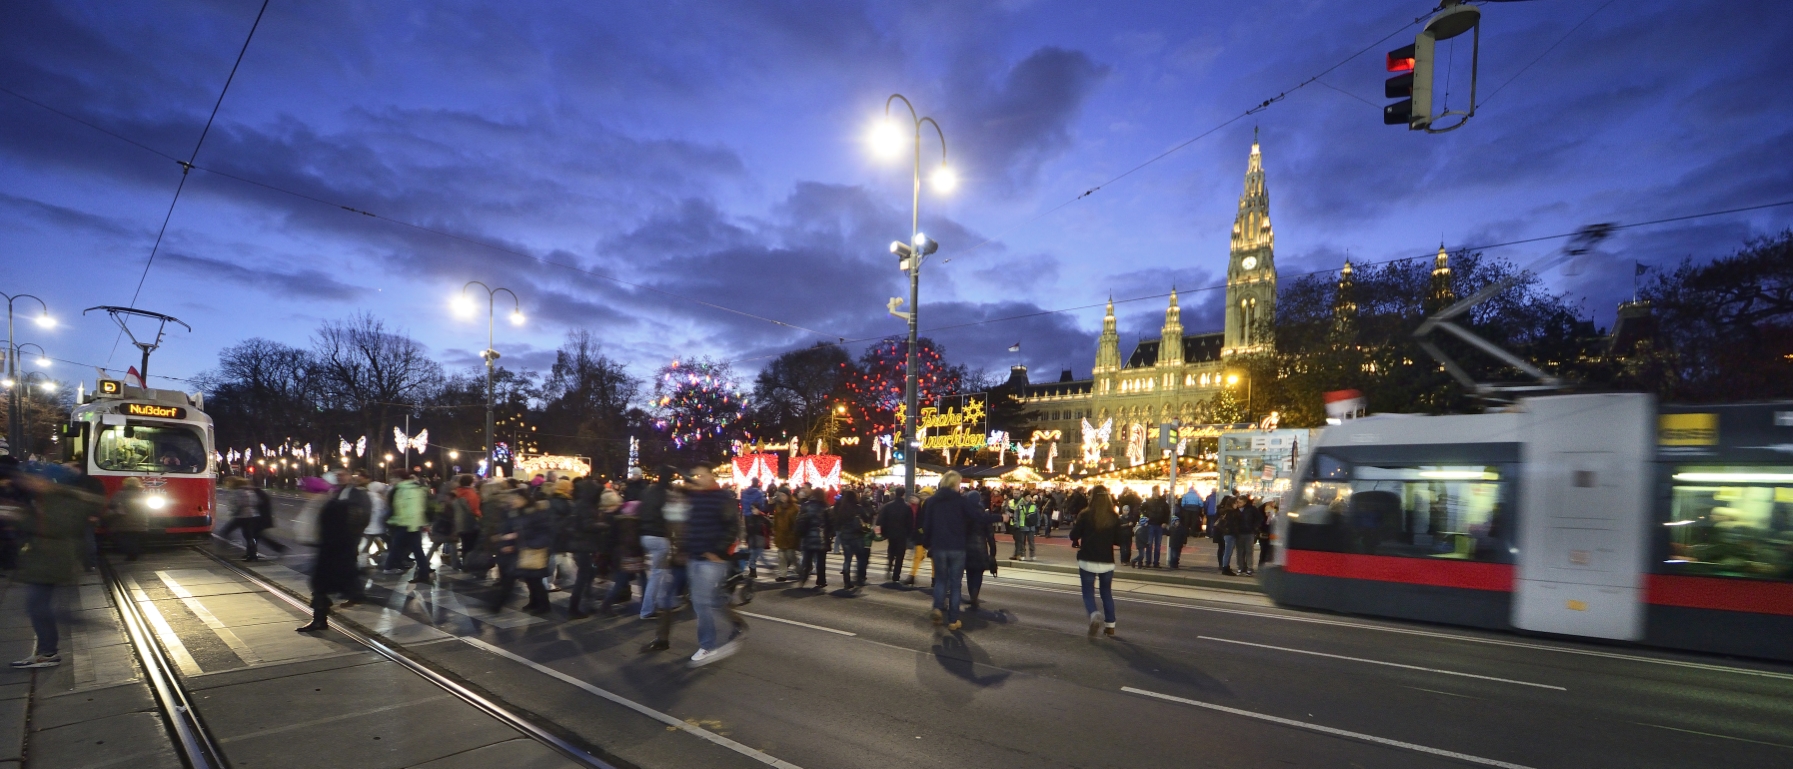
[1104,625,1116,637]
[1088,611,1102,637]
[930,609,944,625]
[10,653,59,669]
[688,642,738,668]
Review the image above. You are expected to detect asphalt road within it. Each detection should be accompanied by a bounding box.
[232,493,1793,769]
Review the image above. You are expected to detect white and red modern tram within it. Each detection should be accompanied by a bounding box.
[1265,393,1793,662]
[62,380,216,538]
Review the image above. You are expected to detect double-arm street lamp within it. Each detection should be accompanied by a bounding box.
[453,282,524,478]
[871,94,955,498]
[2,293,54,458]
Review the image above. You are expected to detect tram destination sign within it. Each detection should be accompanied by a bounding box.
[123,403,186,420]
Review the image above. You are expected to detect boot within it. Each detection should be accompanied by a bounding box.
[297,608,328,633]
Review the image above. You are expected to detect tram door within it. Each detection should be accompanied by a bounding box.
[1512,394,1653,640]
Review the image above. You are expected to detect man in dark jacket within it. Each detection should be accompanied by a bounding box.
[10,469,101,668]
[876,493,917,583]
[795,489,833,589]
[636,466,675,620]
[299,472,370,632]
[918,472,988,630]
[1142,487,1171,568]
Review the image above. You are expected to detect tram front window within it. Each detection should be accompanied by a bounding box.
[94,423,206,474]
[1289,460,1513,563]
[1666,467,1793,581]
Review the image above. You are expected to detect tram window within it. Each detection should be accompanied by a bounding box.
[94,423,207,474]
[1665,467,1793,582]
[1288,462,1512,563]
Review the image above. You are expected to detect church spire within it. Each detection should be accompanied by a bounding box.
[1095,294,1121,374]
[1225,133,1276,355]
[1159,288,1184,367]
[1427,243,1455,312]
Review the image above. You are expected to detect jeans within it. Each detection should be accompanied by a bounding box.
[800,549,829,585]
[640,535,672,618]
[386,528,431,577]
[1225,534,1254,571]
[837,535,868,584]
[746,546,767,576]
[1011,530,1034,559]
[1080,569,1115,623]
[1214,535,1227,568]
[930,549,966,623]
[688,558,730,652]
[25,583,56,656]
[1147,524,1165,566]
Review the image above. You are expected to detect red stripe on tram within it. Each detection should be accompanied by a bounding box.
[1285,550,1515,592]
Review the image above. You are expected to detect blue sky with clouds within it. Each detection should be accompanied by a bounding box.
[4,0,1790,393]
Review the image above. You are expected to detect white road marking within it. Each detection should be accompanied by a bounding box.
[460,637,806,769]
[155,570,264,665]
[984,580,1793,681]
[1197,635,1565,690]
[121,574,204,677]
[736,611,856,636]
[1122,686,1537,769]
[1632,721,1793,750]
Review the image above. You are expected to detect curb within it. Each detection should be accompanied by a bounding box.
[998,558,1263,594]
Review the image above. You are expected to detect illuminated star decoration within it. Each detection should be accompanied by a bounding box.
[651,358,746,451]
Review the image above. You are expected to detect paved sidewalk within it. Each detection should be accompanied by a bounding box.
[983,529,1268,592]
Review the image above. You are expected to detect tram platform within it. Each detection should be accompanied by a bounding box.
[5,544,777,769]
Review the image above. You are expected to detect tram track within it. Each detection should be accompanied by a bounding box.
[99,547,622,769]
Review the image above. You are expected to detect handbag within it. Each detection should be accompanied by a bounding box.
[518,547,550,571]
[462,545,495,573]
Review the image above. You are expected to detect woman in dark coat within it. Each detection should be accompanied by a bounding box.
[1071,485,1122,637]
[795,491,833,589]
[598,491,645,616]
[299,474,370,632]
[965,491,999,609]
[563,483,605,618]
[490,490,556,614]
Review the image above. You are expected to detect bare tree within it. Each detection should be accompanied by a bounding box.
[541,330,639,474]
[200,338,320,450]
[312,313,443,460]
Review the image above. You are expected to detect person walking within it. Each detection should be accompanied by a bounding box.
[1116,492,1137,567]
[298,471,370,633]
[1236,497,1264,576]
[743,497,773,581]
[831,489,872,589]
[562,482,605,618]
[877,492,916,583]
[966,491,998,610]
[10,468,102,668]
[682,463,746,667]
[918,471,978,631]
[1070,484,1121,638]
[739,477,766,527]
[596,491,644,616]
[637,466,675,619]
[1259,500,1279,567]
[1216,496,1245,576]
[1167,490,1191,570]
[361,473,391,561]
[384,470,433,583]
[1211,494,1232,571]
[490,488,555,614]
[771,490,799,582]
[447,474,482,570]
[795,488,833,589]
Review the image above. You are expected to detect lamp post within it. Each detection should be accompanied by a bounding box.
[454,282,523,478]
[872,94,954,499]
[2,293,53,458]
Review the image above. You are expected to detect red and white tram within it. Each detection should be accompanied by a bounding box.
[62,381,215,538]
[1265,393,1793,662]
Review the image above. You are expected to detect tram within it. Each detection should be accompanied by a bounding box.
[1264,393,1793,662]
[62,380,216,538]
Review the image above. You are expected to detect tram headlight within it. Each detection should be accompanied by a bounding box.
[145,495,167,510]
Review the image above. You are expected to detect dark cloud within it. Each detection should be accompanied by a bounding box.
[947,46,1111,192]
[158,251,367,301]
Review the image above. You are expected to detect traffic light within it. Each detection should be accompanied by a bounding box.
[1383,1,1481,133]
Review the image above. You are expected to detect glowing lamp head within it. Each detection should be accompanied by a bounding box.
[1226,374,1240,386]
[452,293,476,317]
[145,495,167,510]
[36,356,50,368]
[509,310,525,326]
[931,165,958,193]
[869,119,905,159]
[33,314,53,329]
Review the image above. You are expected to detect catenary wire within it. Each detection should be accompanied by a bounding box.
[107,0,273,367]
[1477,0,1618,108]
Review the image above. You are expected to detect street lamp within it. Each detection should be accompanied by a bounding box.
[1225,372,1252,422]
[455,281,522,478]
[872,93,952,499]
[2,293,52,458]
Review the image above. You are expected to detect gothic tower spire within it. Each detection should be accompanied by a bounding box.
[1224,134,1277,356]
[1427,243,1455,312]
[1159,288,1184,367]
[1095,295,1120,375]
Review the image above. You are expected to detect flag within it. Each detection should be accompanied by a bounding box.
[1634,262,1649,277]
[1007,342,1021,352]
[125,366,145,388]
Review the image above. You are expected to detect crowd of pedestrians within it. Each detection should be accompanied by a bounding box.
[0,452,1278,672]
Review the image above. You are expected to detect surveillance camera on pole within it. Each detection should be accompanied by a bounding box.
[1384,0,1480,133]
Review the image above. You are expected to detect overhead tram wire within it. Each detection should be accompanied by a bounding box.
[0,91,836,343]
[726,196,1793,366]
[1477,0,1620,108]
[107,0,272,368]
[940,5,1437,266]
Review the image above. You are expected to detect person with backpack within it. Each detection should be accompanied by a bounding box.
[298,471,370,633]
[831,489,873,589]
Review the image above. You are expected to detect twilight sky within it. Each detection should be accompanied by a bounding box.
[4,0,1790,394]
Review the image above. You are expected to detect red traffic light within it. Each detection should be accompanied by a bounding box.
[1386,43,1415,73]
